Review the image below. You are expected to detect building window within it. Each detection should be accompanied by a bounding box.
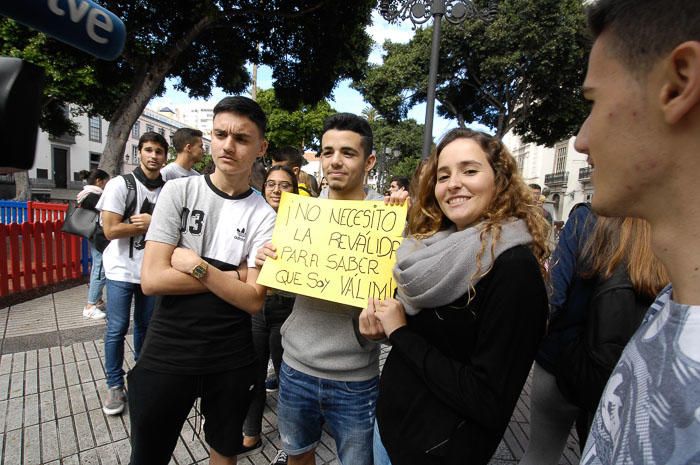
[36,169,49,179]
[158,128,165,136]
[132,122,140,139]
[146,124,154,133]
[73,172,83,181]
[515,144,528,173]
[89,116,102,142]
[554,142,568,173]
[90,152,101,170]
[132,145,139,164]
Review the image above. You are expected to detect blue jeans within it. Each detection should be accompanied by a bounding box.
[104,279,155,388]
[373,421,393,465]
[87,243,106,305]
[277,361,378,465]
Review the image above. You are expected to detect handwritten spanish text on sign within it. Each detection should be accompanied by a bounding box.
[257,193,407,307]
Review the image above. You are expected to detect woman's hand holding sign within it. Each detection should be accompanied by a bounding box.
[359,298,386,341]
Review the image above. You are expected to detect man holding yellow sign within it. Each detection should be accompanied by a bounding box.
[256,113,406,465]
[257,194,405,307]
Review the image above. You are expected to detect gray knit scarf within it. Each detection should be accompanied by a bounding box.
[394,219,532,315]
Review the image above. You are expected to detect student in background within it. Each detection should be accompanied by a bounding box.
[520,213,668,464]
[160,128,204,181]
[270,146,315,196]
[241,165,299,464]
[96,131,168,416]
[78,168,110,319]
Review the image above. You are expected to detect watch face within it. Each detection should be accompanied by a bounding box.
[192,264,207,278]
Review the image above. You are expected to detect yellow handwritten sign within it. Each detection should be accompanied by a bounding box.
[257,193,407,307]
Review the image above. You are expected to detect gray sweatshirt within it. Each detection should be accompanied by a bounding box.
[281,188,384,382]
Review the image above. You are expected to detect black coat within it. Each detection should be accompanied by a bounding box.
[555,265,654,441]
[79,191,101,211]
[377,246,548,465]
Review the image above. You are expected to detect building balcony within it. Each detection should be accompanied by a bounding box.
[48,132,76,145]
[579,166,593,183]
[29,178,55,190]
[545,171,569,187]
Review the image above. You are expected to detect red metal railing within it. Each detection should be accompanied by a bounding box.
[0,220,83,297]
[27,201,68,223]
[1,200,69,224]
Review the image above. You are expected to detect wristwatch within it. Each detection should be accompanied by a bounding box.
[190,260,209,279]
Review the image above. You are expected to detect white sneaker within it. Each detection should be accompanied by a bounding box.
[102,386,126,415]
[269,450,288,465]
[83,305,106,320]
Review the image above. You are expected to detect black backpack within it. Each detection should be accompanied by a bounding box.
[92,174,137,253]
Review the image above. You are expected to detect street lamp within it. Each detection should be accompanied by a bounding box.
[379,0,495,159]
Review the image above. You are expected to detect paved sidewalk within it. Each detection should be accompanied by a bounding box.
[0,285,581,465]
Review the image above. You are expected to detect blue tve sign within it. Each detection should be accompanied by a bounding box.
[0,0,126,60]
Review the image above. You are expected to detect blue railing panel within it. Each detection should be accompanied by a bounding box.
[0,200,28,224]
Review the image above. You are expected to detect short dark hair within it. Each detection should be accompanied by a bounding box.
[528,183,542,191]
[172,128,203,153]
[213,96,267,136]
[391,176,410,190]
[138,131,168,153]
[322,113,373,158]
[249,158,267,192]
[84,168,109,185]
[271,146,304,169]
[587,0,700,74]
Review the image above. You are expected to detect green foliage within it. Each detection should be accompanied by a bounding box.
[369,117,424,191]
[0,0,375,169]
[193,152,213,173]
[256,88,336,152]
[370,118,424,161]
[0,19,109,135]
[355,0,589,146]
[390,155,421,181]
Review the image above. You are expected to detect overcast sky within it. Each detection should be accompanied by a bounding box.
[150,12,461,140]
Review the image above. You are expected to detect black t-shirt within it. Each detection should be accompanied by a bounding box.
[138,258,255,375]
[137,175,276,375]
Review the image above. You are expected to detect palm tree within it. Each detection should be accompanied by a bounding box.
[361,106,381,123]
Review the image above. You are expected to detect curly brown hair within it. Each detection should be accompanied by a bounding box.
[407,128,551,279]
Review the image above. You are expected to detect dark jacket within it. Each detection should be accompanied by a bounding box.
[536,204,596,373]
[79,192,101,211]
[555,265,653,432]
[377,246,548,465]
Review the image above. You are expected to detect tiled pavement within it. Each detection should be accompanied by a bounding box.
[0,285,581,464]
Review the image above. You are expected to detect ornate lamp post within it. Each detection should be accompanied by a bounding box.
[379,0,494,159]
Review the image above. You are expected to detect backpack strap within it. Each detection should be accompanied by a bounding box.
[122,173,138,218]
[121,173,138,259]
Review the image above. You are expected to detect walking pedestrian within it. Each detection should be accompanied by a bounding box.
[78,168,110,319]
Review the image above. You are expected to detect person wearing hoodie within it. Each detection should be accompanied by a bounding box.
[256,113,382,465]
[78,168,111,319]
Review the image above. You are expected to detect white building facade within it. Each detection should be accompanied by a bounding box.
[16,107,208,201]
[502,132,593,223]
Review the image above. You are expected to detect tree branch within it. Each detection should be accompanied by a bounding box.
[219,1,328,21]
